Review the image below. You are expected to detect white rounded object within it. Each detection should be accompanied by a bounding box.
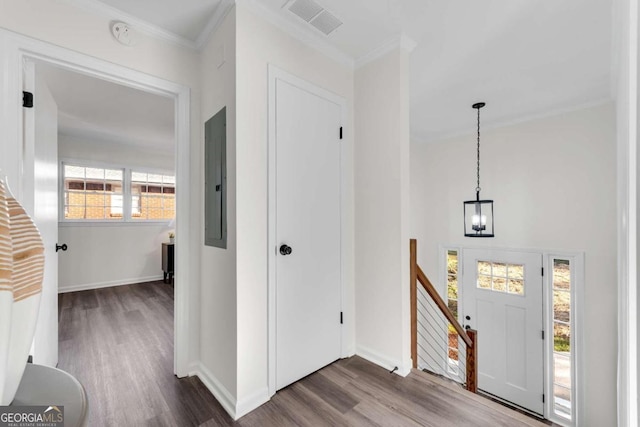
[111,21,136,46]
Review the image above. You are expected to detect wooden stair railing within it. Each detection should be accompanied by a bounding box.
[410,239,478,393]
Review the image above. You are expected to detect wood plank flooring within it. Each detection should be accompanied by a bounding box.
[58,281,222,426]
[59,281,549,427]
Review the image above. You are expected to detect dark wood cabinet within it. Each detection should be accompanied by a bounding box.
[162,243,174,283]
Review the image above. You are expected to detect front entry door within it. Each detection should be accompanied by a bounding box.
[274,77,342,390]
[462,249,544,414]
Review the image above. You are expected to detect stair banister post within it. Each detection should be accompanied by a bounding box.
[466,329,478,393]
[410,239,417,369]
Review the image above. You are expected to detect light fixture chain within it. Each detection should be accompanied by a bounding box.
[465,102,493,238]
[476,106,481,192]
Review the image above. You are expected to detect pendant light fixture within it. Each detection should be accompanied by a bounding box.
[464,102,494,237]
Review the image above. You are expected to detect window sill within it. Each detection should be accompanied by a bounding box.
[59,221,171,228]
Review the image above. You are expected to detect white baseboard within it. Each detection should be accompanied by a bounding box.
[58,275,164,293]
[356,344,412,377]
[235,386,270,419]
[190,362,237,420]
[342,348,356,359]
[187,365,198,378]
[342,343,356,358]
[189,362,269,420]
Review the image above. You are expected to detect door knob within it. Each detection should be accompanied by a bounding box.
[55,243,67,252]
[465,315,471,320]
[279,244,292,256]
[465,325,471,330]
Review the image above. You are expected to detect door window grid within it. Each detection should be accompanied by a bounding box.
[552,259,572,420]
[446,250,459,371]
[477,261,525,295]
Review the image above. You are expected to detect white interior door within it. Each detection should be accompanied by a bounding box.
[24,61,59,367]
[462,248,544,414]
[275,78,342,390]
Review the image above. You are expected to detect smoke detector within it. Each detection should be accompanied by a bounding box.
[286,0,343,36]
[111,21,136,46]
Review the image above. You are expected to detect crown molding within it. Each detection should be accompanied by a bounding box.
[235,0,355,69]
[413,97,614,145]
[196,0,235,49]
[355,33,417,69]
[398,34,418,52]
[61,0,206,50]
[61,0,417,71]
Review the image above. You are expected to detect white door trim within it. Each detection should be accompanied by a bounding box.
[267,64,350,397]
[0,28,193,377]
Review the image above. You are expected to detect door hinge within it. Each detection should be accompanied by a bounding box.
[541,267,544,276]
[340,311,343,324]
[542,393,545,403]
[339,127,343,140]
[23,91,33,108]
[541,330,545,340]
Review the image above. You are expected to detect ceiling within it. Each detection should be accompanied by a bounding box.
[37,61,175,152]
[77,0,613,142]
[259,0,614,142]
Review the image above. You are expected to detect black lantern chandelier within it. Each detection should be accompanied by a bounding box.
[464,102,494,237]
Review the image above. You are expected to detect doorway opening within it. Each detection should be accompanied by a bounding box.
[0,30,193,379]
[25,58,178,366]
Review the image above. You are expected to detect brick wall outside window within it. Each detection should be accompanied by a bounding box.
[62,164,175,222]
[66,189,124,219]
[133,194,176,220]
[131,172,176,220]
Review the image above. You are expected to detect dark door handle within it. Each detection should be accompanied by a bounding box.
[56,244,67,252]
[465,325,471,330]
[279,244,292,256]
[465,315,471,320]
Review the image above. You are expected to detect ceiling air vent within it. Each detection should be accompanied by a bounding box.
[310,10,342,36]
[286,0,343,36]
[288,0,323,22]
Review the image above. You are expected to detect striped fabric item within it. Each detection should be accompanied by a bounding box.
[0,181,11,295]
[8,195,44,301]
[0,180,44,301]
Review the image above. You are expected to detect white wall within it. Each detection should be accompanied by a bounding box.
[58,225,168,292]
[354,48,412,375]
[235,2,354,415]
[410,103,617,426]
[57,133,174,292]
[0,0,201,373]
[197,5,238,412]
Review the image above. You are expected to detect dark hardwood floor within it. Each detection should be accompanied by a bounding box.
[58,281,223,426]
[59,282,548,427]
[224,358,547,427]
